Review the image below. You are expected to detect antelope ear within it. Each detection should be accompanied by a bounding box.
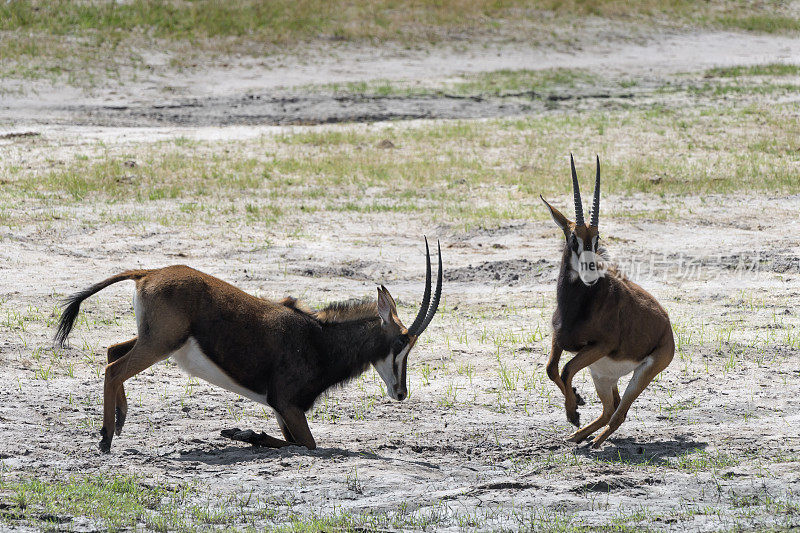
[377,285,396,325]
[540,195,571,237]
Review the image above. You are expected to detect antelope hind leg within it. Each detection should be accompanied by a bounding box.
[101,339,168,453]
[107,338,137,436]
[592,342,674,449]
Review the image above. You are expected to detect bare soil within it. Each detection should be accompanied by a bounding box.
[0,29,799,531]
[3,30,800,129]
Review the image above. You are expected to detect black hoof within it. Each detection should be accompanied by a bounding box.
[99,428,112,453]
[567,410,580,427]
[115,407,126,436]
[221,427,244,440]
[222,428,283,448]
[221,428,261,445]
[573,387,585,406]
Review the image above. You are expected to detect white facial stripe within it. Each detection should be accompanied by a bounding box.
[395,344,410,368]
[373,343,411,400]
[569,234,604,286]
[373,352,398,399]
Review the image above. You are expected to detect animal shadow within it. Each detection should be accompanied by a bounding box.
[171,434,388,466]
[577,435,706,465]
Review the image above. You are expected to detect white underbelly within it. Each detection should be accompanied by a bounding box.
[170,337,269,406]
[590,357,641,381]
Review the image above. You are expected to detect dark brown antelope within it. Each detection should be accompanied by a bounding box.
[55,238,442,453]
[540,155,674,448]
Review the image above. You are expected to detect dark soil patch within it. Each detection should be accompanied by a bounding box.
[292,259,386,280]
[445,258,555,285]
[28,90,637,127]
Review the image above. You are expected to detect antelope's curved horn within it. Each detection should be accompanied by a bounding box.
[590,155,600,227]
[407,237,432,336]
[570,153,585,226]
[416,239,442,336]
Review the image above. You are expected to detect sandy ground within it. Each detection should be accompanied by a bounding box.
[1,29,799,531]
[1,193,799,530]
[2,30,800,129]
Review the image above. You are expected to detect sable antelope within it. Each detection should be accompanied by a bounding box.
[540,155,674,448]
[55,239,442,453]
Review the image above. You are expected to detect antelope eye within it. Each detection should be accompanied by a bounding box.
[392,338,406,354]
[570,235,579,252]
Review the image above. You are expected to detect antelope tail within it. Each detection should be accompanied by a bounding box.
[55,270,149,347]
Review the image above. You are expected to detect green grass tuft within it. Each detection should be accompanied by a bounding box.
[704,63,800,78]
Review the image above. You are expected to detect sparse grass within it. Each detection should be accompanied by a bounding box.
[2,47,800,533]
[714,14,800,33]
[1,1,798,86]
[2,100,797,230]
[672,450,740,472]
[704,63,800,78]
[0,474,194,530]
[2,1,797,45]
[319,68,599,98]
[4,471,694,532]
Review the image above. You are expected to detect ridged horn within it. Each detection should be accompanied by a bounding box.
[590,155,600,227]
[407,237,432,336]
[570,153,585,226]
[415,239,442,335]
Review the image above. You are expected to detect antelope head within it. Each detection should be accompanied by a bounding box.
[373,238,442,401]
[541,154,604,286]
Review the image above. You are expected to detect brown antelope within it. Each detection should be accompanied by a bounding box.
[55,238,442,453]
[540,155,674,448]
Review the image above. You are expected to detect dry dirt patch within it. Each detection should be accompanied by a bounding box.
[0,192,798,530]
[1,29,799,532]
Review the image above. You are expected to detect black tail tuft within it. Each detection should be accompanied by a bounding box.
[55,290,91,347]
[53,270,146,348]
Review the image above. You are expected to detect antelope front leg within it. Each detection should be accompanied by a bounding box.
[276,405,317,450]
[548,340,585,409]
[559,345,609,427]
[220,429,292,448]
[568,373,616,443]
[546,338,566,396]
[275,412,294,442]
[221,407,315,449]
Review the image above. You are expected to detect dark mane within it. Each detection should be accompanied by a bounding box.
[315,298,378,323]
[278,296,316,316]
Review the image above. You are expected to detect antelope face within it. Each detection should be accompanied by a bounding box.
[568,225,602,286]
[373,329,416,401]
[541,154,605,286]
[374,237,443,401]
